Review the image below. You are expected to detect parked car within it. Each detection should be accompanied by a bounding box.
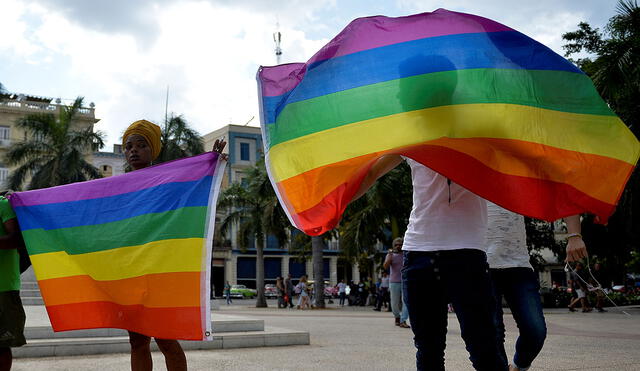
[307,280,337,298]
[229,284,256,299]
[264,284,278,298]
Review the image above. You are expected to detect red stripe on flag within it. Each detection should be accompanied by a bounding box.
[46,301,204,340]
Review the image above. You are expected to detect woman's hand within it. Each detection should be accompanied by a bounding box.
[212,138,228,161]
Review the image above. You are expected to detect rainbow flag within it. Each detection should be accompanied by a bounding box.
[257,9,640,236]
[9,152,225,340]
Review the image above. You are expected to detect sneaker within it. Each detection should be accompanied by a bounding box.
[398,322,410,328]
[568,307,576,312]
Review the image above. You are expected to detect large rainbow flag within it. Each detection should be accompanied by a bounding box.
[9,152,225,340]
[257,9,640,236]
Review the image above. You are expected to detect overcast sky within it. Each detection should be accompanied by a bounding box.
[0,0,618,149]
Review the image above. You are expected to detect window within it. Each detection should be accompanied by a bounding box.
[240,142,250,161]
[0,126,10,140]
[0,168,8,184]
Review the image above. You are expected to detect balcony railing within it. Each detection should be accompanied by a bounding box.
[0,100,95,117]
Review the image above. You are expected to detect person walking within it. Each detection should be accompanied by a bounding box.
[224,281,232,305]
[284,274,294,308]
[486,202,549,371]
[337,279,347,307]
[276,277,286,309]
[568,262,592,313]
[297,275,310,309]
[383,237,409,328]
[0,194,26,371]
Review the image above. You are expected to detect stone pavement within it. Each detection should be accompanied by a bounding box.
[12,302,640,370]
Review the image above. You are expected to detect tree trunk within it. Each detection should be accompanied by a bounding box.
[312,235,326,308]
[255,236,268,308]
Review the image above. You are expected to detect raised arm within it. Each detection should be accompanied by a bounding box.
[564,214,587,262]
[352,154,403,202]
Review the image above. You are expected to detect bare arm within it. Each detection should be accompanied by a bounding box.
[382,253,393,270]
[352,154,403,201]
[564,214,587,262]
[0,218,22,250]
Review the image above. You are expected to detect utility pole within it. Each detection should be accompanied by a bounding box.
[273,22,282,65]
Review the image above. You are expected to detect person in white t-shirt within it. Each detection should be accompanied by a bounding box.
[353,155,588,371]
[486,202,545,371]
[337,280,347,307]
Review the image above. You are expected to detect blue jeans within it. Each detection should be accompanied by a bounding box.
[403,249,508,371]
[491,267,547,369]
[389,282,409,322]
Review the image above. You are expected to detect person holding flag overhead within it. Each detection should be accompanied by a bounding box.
[352,155,587,371]
[123,119,226,371]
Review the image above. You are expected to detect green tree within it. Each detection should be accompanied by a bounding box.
[4,97,105,190]
[217,157,289,307]
[156,114,205,163]
[339,162,413,275]
[562,0,640,279]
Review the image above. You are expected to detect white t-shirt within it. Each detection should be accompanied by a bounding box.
[402,158,487,252]
[337,282,347,293]
[485,201,532,269]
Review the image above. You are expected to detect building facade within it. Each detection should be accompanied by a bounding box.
[0,92,99,188]
[93,144,125,177]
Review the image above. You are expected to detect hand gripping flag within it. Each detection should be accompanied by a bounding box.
[257,9,640,236]
[9,152,225,340]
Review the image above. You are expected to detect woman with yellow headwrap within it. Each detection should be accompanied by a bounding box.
[122,119,225,371]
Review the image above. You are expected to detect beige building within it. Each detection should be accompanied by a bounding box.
[0,92,99,187]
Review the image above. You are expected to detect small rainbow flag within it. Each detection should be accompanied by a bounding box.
[257,9,640,236]
[10,152,225,340]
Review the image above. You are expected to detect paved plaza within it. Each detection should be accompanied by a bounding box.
[12,301,640,370]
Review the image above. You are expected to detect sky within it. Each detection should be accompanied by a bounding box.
[0,0,618,150]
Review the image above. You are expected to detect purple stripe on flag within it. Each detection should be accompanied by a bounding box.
[260,9,513,97]
[10,152,219,207]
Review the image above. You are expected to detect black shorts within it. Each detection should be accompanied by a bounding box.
[0,291,26,348]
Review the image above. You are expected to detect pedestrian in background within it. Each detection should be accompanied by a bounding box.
[383,237,409,328]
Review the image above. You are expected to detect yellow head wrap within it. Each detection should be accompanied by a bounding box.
[122,119,162,160]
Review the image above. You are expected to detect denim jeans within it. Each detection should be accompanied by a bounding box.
[403,249,508,371]
[389,282,409,323]
[491,267,547,369]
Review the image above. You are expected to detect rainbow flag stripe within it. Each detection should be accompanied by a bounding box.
[10,152,225,340]
[257,9,640,236]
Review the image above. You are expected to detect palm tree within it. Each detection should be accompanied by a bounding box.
[156,114,205,163]
[311,235,327,308]
[4,97,105,190]
[217,157,289,308]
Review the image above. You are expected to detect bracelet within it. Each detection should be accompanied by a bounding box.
[567,233,582,240]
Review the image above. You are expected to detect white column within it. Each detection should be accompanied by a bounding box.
[226,254,237,285]
[352,262,360,283]
[282,256,290,278]
[330,257,338,286]
[306,259,313,278]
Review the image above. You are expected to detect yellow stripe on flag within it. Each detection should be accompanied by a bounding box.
[268,103,638,182]
[31,238,204,281]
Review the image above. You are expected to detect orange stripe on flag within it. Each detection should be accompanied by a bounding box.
[278,138,633,215]
[38,272,201,308]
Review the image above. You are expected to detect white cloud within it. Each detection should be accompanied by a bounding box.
[3,0,331,147]
[1,0,618,148]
